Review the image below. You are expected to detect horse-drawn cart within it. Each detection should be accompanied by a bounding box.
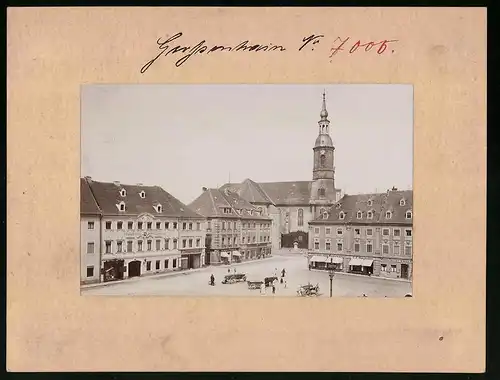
[222,273,247,284]
[297,283,321,297]
[247,280,264,289]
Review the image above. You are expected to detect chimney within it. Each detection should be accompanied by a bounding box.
[202,187,208,192]
[113,181,120,186]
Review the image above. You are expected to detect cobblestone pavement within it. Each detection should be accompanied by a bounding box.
[81,254,412,297]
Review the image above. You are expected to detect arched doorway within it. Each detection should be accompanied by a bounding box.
[128,260,141,278]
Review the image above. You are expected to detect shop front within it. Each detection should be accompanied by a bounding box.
[220,251,230,264]
[348,258,373,275]
[232,250,242,263]
[326,256,343,271]
[310,255,327,270]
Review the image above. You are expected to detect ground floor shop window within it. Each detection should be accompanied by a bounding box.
[381,264,387,272]
[391,265,397,272]
[173,259,177,268]
[165,259,169,268]
[87,266,94,277]
[146,261,151,271]
[156,260,160,270]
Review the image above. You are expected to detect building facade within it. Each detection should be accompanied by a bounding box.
[219,92,342,250]
[308,189,413,280]
[81,177,206,283]
[189,187,272,265]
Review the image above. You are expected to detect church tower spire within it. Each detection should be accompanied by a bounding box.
[312,91,335,181]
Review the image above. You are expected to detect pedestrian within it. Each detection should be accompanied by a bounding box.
[272,283,276,295]
[284,279,287,288]
[228,268,230,273]
[233,268,236,274]
[260,282,266,295]
[210,274,215,286]
[282,268,286,277]
[280,277,283,284]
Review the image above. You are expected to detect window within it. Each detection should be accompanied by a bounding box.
[357,211,362,219]
[253,236,256,242]
[394,244,400,255]
[105,221,112,230]
[156,260,160,270]
[196,238,200,247]
[405,229,412,237]
[138,222,143,230]
[164,259,169,269]
[234,222,237,230]
[314,228,320,235]
[196,222,201,230]
[227,222,231,230]
[354,243,360,252]
[355,228,360,236]
[318,188,326,197]
[394,229,401,237]
[405,210,413,219]
[400,199,406,206]
[233,237,237,246]
[381,264,387,272]
[189,223,193,230]
[182,239,187,248]
[173,222,177,229]
[336,228,343,235]
[385,211,392,219]
[147,240,152,251]
[120,189,126,197]
[87,242,94,254]
[242,237,245,243]
[189,239,193,248]
[382,228,389,236]
[382,244,389,254]
[326,228,331,235]
[367,228,373,236]
[314,241,320,250]
[105,241,111,253]
[147,222,152,230]
[156,222,161,229]
[367,200,373,206]
[339,211,345,220]
[128,221,133,229]
[156,240,161,250]
[298,208,304,226]
[222,221,226,230]
[127,240,133,252]
[146,261,151,271]
[117,221,123,230]
[404,245,412,256]
[223,208,231,214]
[156,205,162,213]
[391,265,397,272]
[139,191,146,199]
[165,222,170,229]
[320,154,326,166]
[366,243,373,253]
[326,242,331,250]
[119,202,125,211]
[337,243,343,251]
[165,239,170,250]
[138,240,143,251]
[88,221,94,230]
[86,266,94,277]
[173,239,177,249]
[207,221,211,230]
[117,241,123,253]
[367,211,373,219]
[173,259,177,268]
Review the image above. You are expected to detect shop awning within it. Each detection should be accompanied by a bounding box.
[220,251,230,258]
[327,257,343,264]
[310,255,327,263]
[232,251,241,256]
[349,258,363,266]
[362,259,374,267]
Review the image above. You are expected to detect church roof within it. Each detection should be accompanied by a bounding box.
[189,188,270,220]
[80,178,101,215]
[84,178,203,218]
[257,181,313,205]
[219,179,275,204]
[311,189,413,225]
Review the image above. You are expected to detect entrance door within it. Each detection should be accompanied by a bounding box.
[128,261,141,278]
[401,264,409,279]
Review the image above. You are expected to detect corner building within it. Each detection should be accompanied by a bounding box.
[308,189,413,280]
[81,177,206,283]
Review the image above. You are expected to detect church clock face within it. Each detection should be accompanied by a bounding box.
[320,150,325,155]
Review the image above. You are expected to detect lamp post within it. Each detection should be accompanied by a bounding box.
[328,269,334,298]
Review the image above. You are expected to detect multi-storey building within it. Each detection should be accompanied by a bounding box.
[81,177,206,283]
[189,187,272,265]
[220,92,342,250]
[80,178,102,284]
[308,189,413,280]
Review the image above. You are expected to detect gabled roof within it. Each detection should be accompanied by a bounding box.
[220,178,274,204]
[80,178,101,215]
[189,188,270,220]
[84,179,203,218]
[312,190,413,225]
[257,181,313,205]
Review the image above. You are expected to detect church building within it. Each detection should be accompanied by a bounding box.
[219,92,342,249]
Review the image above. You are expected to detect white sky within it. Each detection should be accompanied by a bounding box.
[81,84,413,205]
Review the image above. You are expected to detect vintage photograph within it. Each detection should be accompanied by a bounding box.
[80,84,413,297]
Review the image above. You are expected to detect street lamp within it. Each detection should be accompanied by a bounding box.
[328,269,334,298]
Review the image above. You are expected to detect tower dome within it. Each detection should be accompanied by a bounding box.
[315,134,333,147]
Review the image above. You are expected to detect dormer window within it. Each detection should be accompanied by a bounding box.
[367,210,374,219]
[367,199,373,206]
[336,203,341,209]
[323,212,329,220]
[223,208,231,214]
[400,198,406,206]
[117,201,126,212]
[356,211,362,219]
[119,189,126,197]
[405,210,413,219]
[385,211,392,219]
[155,204,162,213]
[139,191,146,199]
[339,211,345,220]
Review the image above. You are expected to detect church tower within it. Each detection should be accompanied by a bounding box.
[310,91,337,214]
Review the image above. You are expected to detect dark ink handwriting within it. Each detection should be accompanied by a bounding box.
[298,34,324,52]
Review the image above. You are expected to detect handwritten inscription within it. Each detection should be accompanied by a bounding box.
[140,32,399,73]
